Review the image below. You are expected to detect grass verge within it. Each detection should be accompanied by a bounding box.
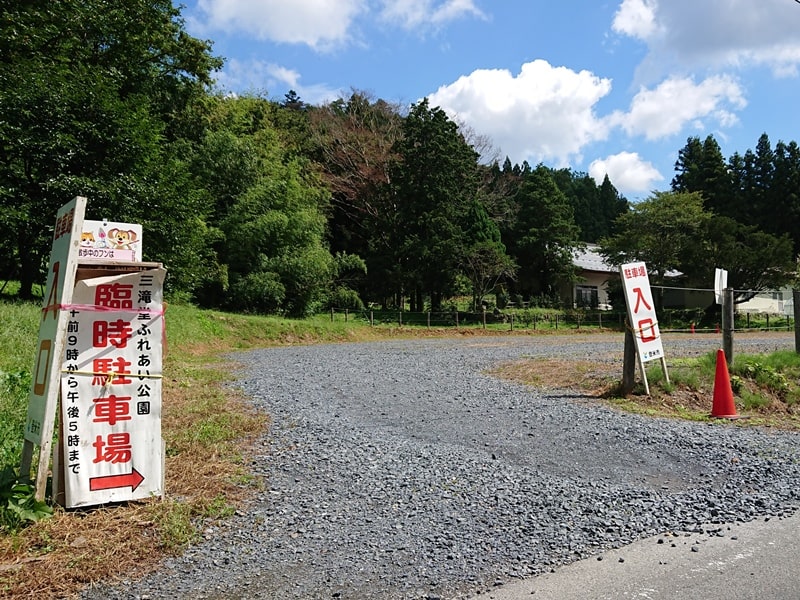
[490,346,800,430]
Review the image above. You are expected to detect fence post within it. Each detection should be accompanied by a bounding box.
[330,307,334,322]
[555,314,558,330]
[370,310,374,327]
[427,311,431,329]
[598,312,602,329]
[455,311,459,328]
[722,287,734,365]
[345,308,348,322]
[399,311,402,326]
[482,309,486,329]
[510,313,514,332]
[794,290,800,353]
[622,320,636,395]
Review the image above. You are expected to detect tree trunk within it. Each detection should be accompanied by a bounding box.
[430,291,442,312]
[17,238,38,300]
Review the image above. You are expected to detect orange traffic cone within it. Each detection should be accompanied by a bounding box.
[711,349,738,418]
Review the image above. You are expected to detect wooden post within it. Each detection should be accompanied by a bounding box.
[345,309,348,322]
[555,314,558,330]
[399,311,402,326]
[330,307,334,322]
[370,310,374,327]
[722,287,734,365]
[510,313,514,332]
[427,311,431,328]
[622,322,636,395]
[794,290,800,353]
[482,309,486,329]
[454,311,459,328]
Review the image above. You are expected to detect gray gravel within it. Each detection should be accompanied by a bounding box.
[82,332,800,600]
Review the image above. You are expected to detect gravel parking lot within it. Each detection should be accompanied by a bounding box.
[83,332,800,600]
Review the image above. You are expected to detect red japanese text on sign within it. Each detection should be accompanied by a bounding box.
[60,267,165,508]
[95,283,134,309]
[619,262,665,364]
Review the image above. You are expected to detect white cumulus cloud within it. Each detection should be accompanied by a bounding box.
[589,152,663,196]
[609,75,746,140]
[195,0,366,50]
[427,59,612,167]
[194,0,486,50]
[612,0,660,40]
[612,0,800,78]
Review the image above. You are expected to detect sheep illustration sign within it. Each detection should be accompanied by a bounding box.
[80,220,142,262]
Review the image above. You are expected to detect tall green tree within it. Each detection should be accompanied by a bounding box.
[672,135,732,217]
[309,91,403,281]
[187,95,337,316]
[0,0,221,298]
[772,140,800,254]
[506,165,581,301]
[462,200,516,310]
[389,99,482,311]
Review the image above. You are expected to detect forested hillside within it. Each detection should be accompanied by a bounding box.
[1,2,796,315]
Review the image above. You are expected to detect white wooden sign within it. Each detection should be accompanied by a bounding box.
[620,262,665,364]
[24,197,86,446]
[60,268,165,507]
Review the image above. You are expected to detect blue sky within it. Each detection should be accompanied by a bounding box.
[181,0,800,200]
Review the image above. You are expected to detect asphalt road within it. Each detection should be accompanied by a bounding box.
[478,510,800,600]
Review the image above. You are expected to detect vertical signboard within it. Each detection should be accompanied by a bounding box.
[60,268,165,507]
[22,197,86,499]
[24,197,86,444]
[620,262,665,364]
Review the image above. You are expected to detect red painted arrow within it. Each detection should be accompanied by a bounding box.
[89,469,145,492]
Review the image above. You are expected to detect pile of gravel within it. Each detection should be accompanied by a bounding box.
[82,333,800,599]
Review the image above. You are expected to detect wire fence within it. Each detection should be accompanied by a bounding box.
[328,285,798,334]
[330,308,631,332]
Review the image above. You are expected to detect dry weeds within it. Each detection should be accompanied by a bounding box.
[0,355,267,599]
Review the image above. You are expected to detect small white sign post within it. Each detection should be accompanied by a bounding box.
[60,268,166,507]
[620,262,669,395]
[21,197,86,500]
[715,268,728,305]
